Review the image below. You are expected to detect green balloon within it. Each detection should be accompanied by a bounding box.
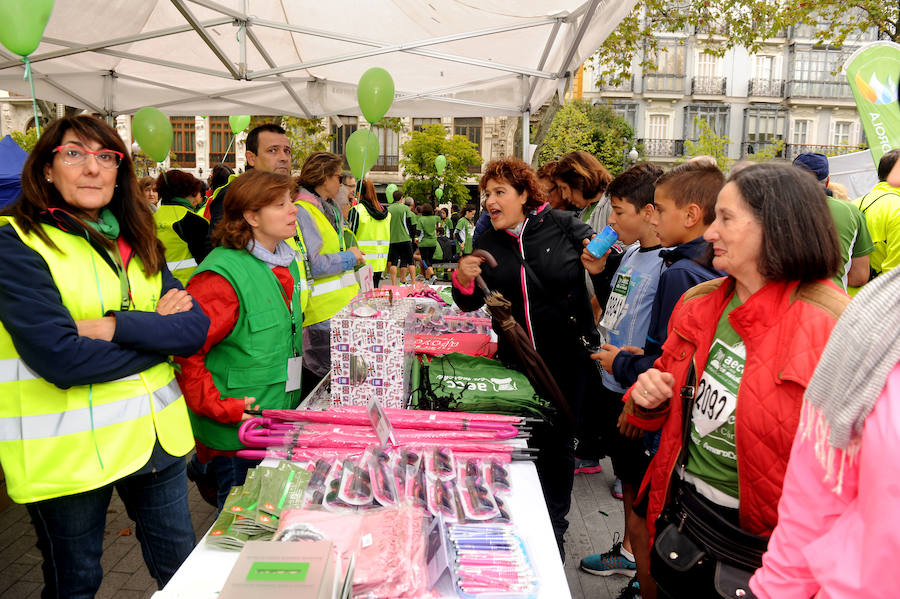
[229,115,251,135]
[132,107,173,163]
[434,154,447,174]
[357,67,395,124]
[345,129,380,179]
[385,183,398,201]
[0,0,54,57]
[434,188,444,200]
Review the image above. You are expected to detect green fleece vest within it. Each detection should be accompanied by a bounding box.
[189,247,302,450]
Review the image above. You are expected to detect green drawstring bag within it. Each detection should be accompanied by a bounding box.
[411,352,552,421]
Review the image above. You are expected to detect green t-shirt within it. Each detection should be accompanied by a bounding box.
[417,215,441,248]
[387,202,417,243]
[827,196,874,289]
[455,217,474,255]
[685,292,744,506]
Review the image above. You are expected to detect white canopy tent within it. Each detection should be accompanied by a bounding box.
[0,0,636,156]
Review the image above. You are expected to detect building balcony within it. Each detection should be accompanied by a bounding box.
[371,155,400,172]
[741,140,786,158]
[638,138,685,157]
[643,73,686,95]
[786,80,854,101]
[691,76,726,96]
[748,79,785,98]
[597,78,634,93]
[784,143,865,161]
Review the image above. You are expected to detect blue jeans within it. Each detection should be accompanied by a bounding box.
[26,458,195,599]
[208,455,261,511]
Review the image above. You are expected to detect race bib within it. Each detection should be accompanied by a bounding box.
[692,339,744,437]
[599,273,631,330]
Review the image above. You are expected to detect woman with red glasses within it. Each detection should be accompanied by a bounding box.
[0,115,209,597]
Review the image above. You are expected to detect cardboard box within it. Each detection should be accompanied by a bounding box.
[330,294,416,409]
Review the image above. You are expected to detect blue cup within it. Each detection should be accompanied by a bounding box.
[586,225,618,258]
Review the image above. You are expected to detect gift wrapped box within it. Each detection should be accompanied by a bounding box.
[330,293,416,408]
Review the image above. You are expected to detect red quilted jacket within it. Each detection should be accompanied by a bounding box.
[626,277,849,540]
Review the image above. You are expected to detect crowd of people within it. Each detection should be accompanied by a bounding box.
[1,113,900,598]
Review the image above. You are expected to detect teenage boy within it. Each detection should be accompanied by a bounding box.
[580,161,725,599]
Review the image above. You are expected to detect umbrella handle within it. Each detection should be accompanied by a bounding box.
[470,249,497,295]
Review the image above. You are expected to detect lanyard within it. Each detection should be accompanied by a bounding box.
[111,244,131,311]
[292,232,314,284]
[273,260,304,357]
[330,203,346,251]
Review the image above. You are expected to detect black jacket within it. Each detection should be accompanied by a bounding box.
[453,205,600,370]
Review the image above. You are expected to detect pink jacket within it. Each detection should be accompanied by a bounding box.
[751,363,900,598]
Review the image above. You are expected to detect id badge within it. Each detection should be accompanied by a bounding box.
[285,356,303,392]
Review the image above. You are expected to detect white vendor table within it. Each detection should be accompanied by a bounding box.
[153,457,572,599]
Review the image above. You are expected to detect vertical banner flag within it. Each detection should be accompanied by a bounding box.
[845,42,900,166]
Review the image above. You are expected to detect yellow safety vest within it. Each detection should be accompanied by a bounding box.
[352,206,392,272]
[284,228,312,316]
[0,219,194,504]
[153,202,205,285]
[295,199,359,326]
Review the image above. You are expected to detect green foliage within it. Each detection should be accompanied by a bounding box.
[399,124,482,208]
[535,100,638,176]
[132,149,179,178]
[536,102,597,165]
[10,128,38,153]
[374,116,404,133]
[592,1,895,87]
[745,139,784,163]
[281,116,333,172]
[683,118,732,171]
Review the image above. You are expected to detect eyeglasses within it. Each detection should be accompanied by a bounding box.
[54,145,123,169]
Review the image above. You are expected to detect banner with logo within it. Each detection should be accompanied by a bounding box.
[845,41,900,166]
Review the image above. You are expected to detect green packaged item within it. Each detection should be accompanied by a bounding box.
[411,352,552,420]
[207,489,253,551]
[258,461,312,531]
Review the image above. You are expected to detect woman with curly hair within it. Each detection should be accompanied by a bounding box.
[452,157,608,557]
[175,169,304,509]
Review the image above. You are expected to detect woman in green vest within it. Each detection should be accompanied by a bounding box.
[153,169,210,284]
[417,203,442,281]
[0,115,208,597]
[175,169,304,509]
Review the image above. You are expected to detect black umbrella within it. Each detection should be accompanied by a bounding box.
[471,249,574,425]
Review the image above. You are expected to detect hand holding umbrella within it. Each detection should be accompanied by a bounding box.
[466,249,574,424]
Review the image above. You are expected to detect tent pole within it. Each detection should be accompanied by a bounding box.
[522,111,530,161]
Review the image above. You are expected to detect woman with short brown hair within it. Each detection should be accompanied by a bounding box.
[175,169,304,509]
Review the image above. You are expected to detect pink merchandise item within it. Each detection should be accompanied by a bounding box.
[275,505,435,599]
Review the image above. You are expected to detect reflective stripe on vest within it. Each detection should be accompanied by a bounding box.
[310,271,358,297]
[0,358,143,385]
[356,239,389,261]
[166,258,198,272]
[0,378,181,442]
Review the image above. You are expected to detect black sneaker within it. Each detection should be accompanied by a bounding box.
[615,575,641,599]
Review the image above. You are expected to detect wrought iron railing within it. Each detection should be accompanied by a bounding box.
[748,79,785,97]
[643,73,686,94]
[786,80,854,100]
[691,76,726,95]
[638,138,685,157]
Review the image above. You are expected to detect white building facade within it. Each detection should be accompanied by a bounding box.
[581,22,877,166]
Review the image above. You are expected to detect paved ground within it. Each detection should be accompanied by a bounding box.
[0,457,627,599]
